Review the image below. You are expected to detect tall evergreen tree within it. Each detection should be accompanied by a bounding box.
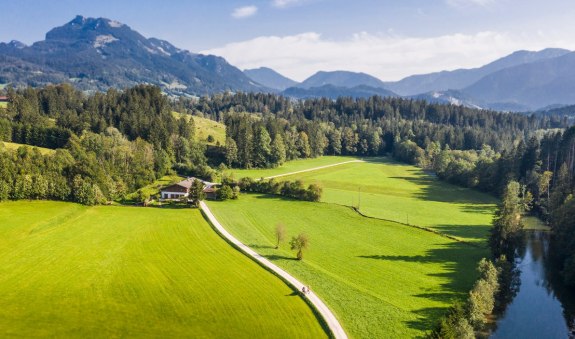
[489,181,524,258]
[270,134,287,166]
[252,125,272,168]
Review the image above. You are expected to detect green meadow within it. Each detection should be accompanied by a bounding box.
[1,141,56,155]
[234,157,497,243]
[172,111,226,145]
[193,115,226,145]
[229,155,362,179]
[0,201,327,338]
[207,195,487,338]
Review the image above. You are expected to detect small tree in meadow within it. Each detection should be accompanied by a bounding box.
[275,223,286,249]
[290,233,309,260]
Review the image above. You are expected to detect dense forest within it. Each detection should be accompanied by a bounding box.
[1,85,575,290]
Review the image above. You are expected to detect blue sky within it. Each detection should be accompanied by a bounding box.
[1,0,574,81]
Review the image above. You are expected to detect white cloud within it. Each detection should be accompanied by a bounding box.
[446,0,495,7]
[272,0,303,8]
[202,30,567,82]
[231,5,258,19]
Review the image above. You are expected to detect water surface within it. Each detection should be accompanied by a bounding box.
[491,231,575,338]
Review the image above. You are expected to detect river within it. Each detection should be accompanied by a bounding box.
[490,231,575,338]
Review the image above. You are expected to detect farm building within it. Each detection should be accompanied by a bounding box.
[203,186,218,200]
[0,96,8,102]
[160,177,220,200]
[160,178,195,200]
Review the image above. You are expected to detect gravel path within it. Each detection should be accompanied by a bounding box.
[200,201,348,339]
[263,160,363,180]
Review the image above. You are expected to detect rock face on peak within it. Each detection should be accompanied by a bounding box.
[0,16,268,95]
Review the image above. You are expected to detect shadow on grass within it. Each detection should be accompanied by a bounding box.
[358,240,487,332]
[389,171,496,205]
[247,244,275,249]
[264,254,299,261]
[431,224,491,243]
[407,306,450,336]
[285,291,300,297]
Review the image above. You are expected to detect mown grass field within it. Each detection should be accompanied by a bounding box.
[207,195,487,338]
[0,201,327,338]
[229,155,362,179]
[234,157,497,243]
[0,101,7,108]
[1,141,56,155]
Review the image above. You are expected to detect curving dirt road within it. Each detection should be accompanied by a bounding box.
[200,201,348,339]
[263,159,364,180]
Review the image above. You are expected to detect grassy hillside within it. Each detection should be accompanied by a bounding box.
[1,141,55,155]
[123,174,183,202]
[207,195,487,338]
[193,116,226,145]
[172,111,226,145]
[233,157,496,243]
[0,201,327,338]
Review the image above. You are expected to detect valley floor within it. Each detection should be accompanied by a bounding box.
[0,201,327,338]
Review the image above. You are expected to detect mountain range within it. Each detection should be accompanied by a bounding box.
[0,15,267,96]
[1,16,575,111]
[243,67,297,91]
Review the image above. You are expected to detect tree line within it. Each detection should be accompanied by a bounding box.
[0,84,206,205]
[2,85,575,290]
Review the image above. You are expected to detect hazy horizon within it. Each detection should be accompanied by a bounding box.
[1,0,574,81]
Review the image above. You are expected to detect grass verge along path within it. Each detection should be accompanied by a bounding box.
[201,201,347,339]
[230,156,362,179]
[0,201,327,338]
[207,195,487,338]
[263,159,363,180]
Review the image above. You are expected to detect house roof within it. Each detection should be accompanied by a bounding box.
[160,177,195,192]
[160,178,221,192]
[176,177,195,189]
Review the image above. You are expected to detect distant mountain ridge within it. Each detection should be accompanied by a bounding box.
[0,15,268,95]
[296,71,387,89]
[385,48,571,96]
[243,67,298,91]
[283,84,397,99]
[463,52,575,110]
[1,16,574,111]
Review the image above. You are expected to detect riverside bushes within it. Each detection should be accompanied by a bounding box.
[429,258,500,338]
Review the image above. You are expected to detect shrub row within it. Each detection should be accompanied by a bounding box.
[237,177,322,202]
[428,258,501,338]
